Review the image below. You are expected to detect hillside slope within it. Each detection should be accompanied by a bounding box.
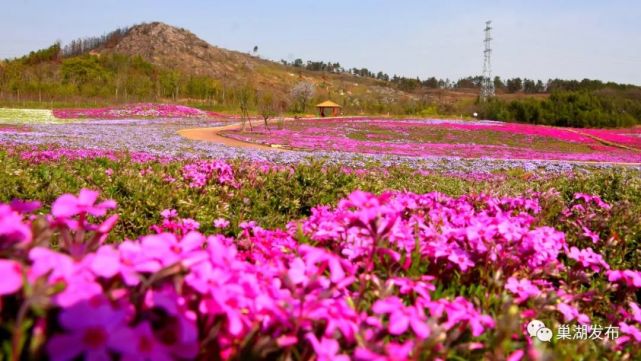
[97,22,411,101]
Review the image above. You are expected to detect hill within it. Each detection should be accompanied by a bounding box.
[95,22,412,102]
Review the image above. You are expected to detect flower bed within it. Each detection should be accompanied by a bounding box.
[1,187,640,359]
[579,127,641,150]
[224,119,641,163]
[53,103,210,119]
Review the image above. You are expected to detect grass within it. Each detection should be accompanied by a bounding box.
[0,108,61,124]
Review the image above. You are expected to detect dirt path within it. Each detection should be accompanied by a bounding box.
[178,122,284,151]
[178,120,641,167]
[178,116,365,152]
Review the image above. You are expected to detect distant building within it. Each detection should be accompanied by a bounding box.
[316,100,341,117]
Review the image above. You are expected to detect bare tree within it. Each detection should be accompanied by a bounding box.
[290,81,315,114]
[238,85,254,131]
[257,92,276,130]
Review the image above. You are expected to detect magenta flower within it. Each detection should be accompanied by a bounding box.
[47,297,135,361]
[505,277,540,303]
[143,286,199,359]
[9,199,41,214]
[447,248,474,272]
[305,333,350,361]
[428,297,495,337]
[506,350,525,361]
[567,246,610,272]
[372,297,430,338]
[0,204,32,246]
[0,259,23,295]
[52,189,116,218]
[287,257,307,285]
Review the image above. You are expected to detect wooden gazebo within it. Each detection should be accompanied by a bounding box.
[316,100,341,117]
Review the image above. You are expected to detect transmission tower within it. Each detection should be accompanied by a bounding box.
[480,20,495,102]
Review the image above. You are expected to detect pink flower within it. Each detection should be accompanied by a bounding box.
[90,243,149,286]
[9,199,41,214]
[140,231,206,267]
[629,302,641,324]
[213,218,230,229]
[505,277,540,303]
[607,270,641,289]
[372,297,430,339]
[29,247,103,307]
[47,297,135,361]
[568,246,610,272]
[287,257,308,285]
[120,322,172,361]
[428,297,495,337]
[557,303,590,325]
[507,350,525,361]
[619,322,641,344]
[447,248,474,272]
[0,204,32,246]
[581,226,600,243]
[0,259,23,295]
[305,333,350,361]
[143,286,199,359]
[52,189,116,218]
[160,209,177,219]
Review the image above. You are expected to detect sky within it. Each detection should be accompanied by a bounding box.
[2,0,640,84]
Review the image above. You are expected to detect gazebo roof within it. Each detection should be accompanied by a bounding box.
[316,100,341,108]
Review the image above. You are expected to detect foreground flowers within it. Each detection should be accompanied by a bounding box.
[0,189,640,360]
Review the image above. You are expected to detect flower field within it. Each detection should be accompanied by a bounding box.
[53,103,220,120]
[1,107,641,360]
[224,118,641,163]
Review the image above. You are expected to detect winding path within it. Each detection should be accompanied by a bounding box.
[178,121,284,151]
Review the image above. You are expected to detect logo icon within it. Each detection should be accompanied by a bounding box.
[527,319,553,342]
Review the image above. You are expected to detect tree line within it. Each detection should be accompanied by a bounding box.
[479,89,641,128]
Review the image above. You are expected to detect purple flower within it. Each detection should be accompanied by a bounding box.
[47,297,135,361]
